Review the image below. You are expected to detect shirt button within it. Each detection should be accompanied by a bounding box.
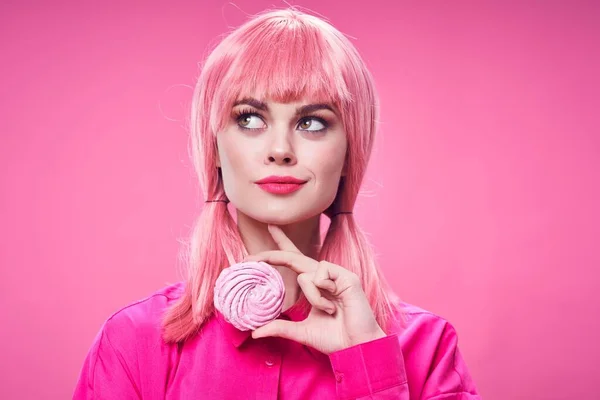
[265,358,275,367]
[335,372,344,382]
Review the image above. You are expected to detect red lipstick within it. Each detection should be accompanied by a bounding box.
[255,176,307,195]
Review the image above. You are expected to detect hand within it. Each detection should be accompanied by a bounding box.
[244,225,386,355]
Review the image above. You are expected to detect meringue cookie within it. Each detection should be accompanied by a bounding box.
[214,261,285,331]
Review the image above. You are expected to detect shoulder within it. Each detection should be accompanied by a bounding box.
[104,282,184,334]
[392,300,459,334]
[389,300,463,357]
[97,281,185,356]
[388,301,480,396]
[75,282,186,397]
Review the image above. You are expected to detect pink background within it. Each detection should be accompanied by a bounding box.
[1,1,598,399]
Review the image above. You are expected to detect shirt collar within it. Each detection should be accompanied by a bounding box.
[215,296,324,358]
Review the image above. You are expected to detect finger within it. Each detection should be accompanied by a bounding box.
[313,262,337,293]
[252,319,308,344]
[245,250,318,274]
[314,279,337,293]
[317,260,360,287]
[267,225,300,253]
[298,272,336,314]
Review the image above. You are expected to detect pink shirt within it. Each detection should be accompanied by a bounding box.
[74,282,480,399]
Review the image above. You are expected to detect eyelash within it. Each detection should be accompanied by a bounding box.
[233,108,329,132]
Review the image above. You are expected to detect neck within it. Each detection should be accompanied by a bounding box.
[236,211,321,310]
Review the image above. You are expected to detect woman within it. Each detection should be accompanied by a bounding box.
[74,8,481,399]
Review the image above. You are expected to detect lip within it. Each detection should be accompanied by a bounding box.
[255,176,307,184]
[255,176,307,195]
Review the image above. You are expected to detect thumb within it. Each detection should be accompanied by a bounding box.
[251,319,307,343]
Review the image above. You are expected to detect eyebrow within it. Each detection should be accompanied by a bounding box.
[233,97,336,115]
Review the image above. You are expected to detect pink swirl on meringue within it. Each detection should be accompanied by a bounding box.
[214,261,285,331]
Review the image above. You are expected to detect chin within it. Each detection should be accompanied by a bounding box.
[238,204,321,226]
[234,195,333,225]
[252,211,313,226]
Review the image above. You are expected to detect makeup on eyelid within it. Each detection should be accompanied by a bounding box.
[231,108,334,132]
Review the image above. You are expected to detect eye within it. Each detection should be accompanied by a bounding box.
[237,114,266,130]
[297,117,327,132]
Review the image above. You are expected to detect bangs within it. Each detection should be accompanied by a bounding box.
[210,15,353,132]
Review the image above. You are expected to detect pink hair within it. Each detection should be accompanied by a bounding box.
[162,8,402,343]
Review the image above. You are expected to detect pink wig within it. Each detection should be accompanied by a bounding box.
[162,8,401,343]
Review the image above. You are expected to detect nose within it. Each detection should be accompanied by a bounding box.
[264,133,297,166]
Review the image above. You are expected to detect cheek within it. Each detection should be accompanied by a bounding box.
[217,136,244,194]
[218,134,252,173]
[308,144,346,208]
[306,142,347,177]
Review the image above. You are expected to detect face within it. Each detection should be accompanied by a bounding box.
[216,96,347,225]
